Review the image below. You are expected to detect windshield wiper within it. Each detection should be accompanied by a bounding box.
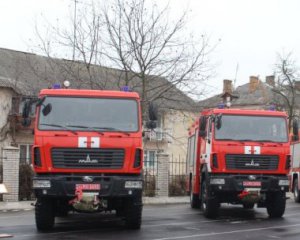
[217,138,238,141]
[40,123,78,135]
[254,139,284,143]
[94,127,130,136]
[66,125,104,135]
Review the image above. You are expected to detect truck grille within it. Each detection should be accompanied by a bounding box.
[52,148,125,169]
[225,154,279,170]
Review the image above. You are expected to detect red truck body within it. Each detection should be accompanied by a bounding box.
[290,138,300,202]
[187,108,290,218]
[29,88,144,230]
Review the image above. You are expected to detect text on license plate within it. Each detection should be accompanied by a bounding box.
[76,184,101,191]
[243,181,261,187]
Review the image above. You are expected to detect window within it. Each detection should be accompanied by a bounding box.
[19,144,32,164]
[39,96,139,132]
[215,115,288,142]
[144,150,157,168]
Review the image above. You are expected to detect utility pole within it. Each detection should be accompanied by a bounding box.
[233,63,239,89]
[73,0,77,60]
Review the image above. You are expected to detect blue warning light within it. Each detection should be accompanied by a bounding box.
[121,86,130,92]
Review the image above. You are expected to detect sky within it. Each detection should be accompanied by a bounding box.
[0,0,300,98]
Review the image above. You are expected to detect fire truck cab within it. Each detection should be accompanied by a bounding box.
[22,88,146,231]
[187,108,293,218]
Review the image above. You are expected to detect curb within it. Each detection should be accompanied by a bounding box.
[0,201,35,211]
[143,197,189,205]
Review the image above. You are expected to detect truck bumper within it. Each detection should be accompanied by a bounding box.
[208,174,289,193]
[33,174,143,199]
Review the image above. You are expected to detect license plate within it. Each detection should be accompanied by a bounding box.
[76,184,101,191]
[243,181,261,187]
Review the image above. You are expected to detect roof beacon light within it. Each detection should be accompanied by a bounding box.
[121,86,130,92]
[63,80,70,88]
[269,104,276,111]
[217,103,225,109]
[52,83,61,89]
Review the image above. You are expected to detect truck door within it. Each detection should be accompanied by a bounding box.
[201,116,212,172]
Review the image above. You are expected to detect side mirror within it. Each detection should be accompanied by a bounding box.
[21,118,32,127]
[146,102,158,130]
[199,116,206,137]
[216,114,222,130]
[148,102,158,121]
[22,100,31,119]
[21,100,32,127]
[42,103,52,116]
[146,121,157,129]
[292,119,299,141]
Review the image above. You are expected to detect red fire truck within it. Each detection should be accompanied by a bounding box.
[22,88,147,231]
[290,130,300,203]
[187,108,295,218]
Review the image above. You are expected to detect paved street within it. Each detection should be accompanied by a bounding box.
[1,198,300,240]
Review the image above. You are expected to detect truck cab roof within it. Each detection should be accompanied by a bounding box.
[39,89,140,99]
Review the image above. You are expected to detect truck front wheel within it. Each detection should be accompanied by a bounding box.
[293,179,300,203]
[190,181,201,209]
[35,198,55,231]
[201,180,219,219]
[124,196,143,229]
[266,191,286,218]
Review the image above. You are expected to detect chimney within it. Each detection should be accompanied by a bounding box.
[249,76,260,93]
[223,79,233,94]
[266,75,275,87]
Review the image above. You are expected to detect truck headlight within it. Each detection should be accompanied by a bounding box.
[125,181,143,189]
[210,178,225,185]
[33,180,51,188]
[278,180,289,186]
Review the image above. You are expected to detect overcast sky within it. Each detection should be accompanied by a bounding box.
[0,0,300,98]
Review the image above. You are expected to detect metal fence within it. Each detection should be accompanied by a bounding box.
[143,154,187,197]
[169,155,187,196]
[19,163,34,201]
[0,154,187,200]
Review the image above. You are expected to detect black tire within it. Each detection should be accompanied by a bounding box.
[190,181,201,209]
[243,203,255,209]
[35,198,55,231]
[293,179,300,203]
[201,180,219,219]
[124,197,143,229]
[266,191,286,218]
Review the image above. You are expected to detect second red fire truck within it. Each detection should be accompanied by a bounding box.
[187,108,295,218]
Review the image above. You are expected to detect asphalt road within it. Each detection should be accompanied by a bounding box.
[1,199,300,240]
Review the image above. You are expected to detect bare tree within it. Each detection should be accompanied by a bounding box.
[272,52,300,128]
[31,0,214,118]
[31,1,108,89]
[102,0,214,116]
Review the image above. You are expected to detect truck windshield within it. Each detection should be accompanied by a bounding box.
[214,115,288,142]
[38,96,139,132]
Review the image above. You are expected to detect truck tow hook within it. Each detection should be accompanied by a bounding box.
[238,190,260,203]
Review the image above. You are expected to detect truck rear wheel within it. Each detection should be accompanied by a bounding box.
[124,197,142,229]
[201,180,219,219]
[293,179,300,203]
[266,191,286,218]
[35,198,55,231]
